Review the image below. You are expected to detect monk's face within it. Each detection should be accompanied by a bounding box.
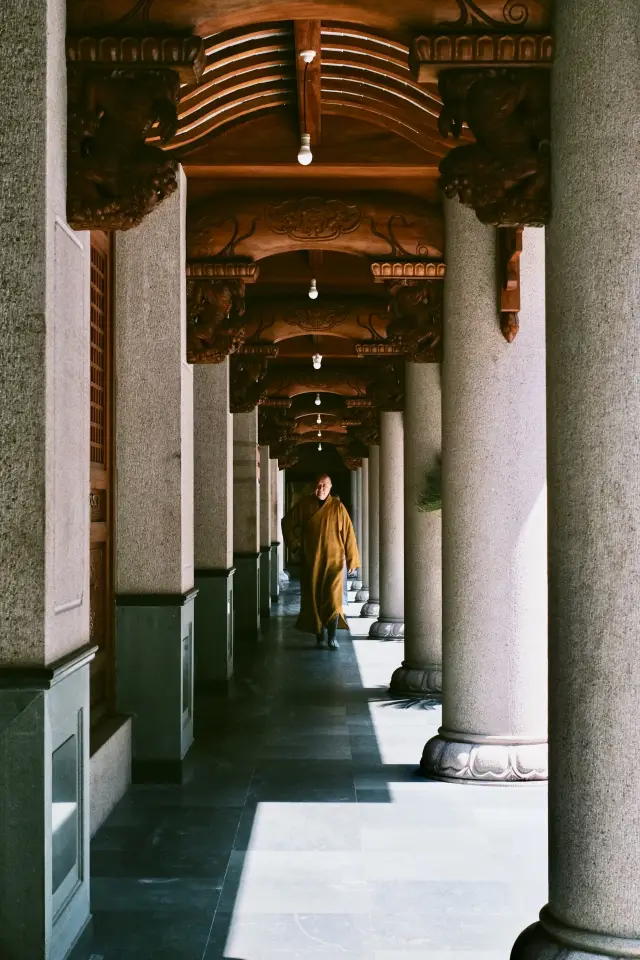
[315,475,332,499]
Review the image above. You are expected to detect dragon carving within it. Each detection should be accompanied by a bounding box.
[187,280,246,363]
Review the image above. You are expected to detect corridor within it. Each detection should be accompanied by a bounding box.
[75,584,547,960]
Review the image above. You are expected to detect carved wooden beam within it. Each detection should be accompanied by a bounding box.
[187,279,247,363]
[355,342,404,357]
[294,21,322,147]
[66,34,205,230]
[187,261,260,283]
[498,226,523,342]
[437,67,550,226]
[371,261,446,283]
[410,33,552,82]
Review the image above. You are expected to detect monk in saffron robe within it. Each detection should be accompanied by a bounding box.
[282,473,360,649]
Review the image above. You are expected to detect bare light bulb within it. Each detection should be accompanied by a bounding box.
[318,443,322,451]
[315,393,321,406]
[312,353,322,370]
[317,429,321,437]
[308,278,318,300]
[316,413,321,425]
[297,133,313,166]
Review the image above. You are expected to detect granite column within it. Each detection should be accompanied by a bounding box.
[356,457,370,602]
[512,2,640,956]
[391,362,442,695]
[194,360,234,690]
[369,412,404,639]
[269,459,280,602]
[233,411,260,641]
[421,204,547,782]
[361,446,380,618]
[259,445,271,618]
[114,169,195,783]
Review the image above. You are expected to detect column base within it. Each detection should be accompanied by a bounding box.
[260,546,271,618]
[348,579,363,592]
[234,552,261,643]
[116,591,196,773]
[279,569,290,584]
[511,908,640,960]
[270,542,280,602]
[194,568,234,690]
[390,661,442,696]
[421,729,548,783]
[361,598,380,617]
[355,587,369,602]
[369,618,404,640]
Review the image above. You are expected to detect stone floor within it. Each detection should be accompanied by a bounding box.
[74,582,547,960]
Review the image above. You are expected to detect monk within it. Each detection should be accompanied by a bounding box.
[281,473,359,649]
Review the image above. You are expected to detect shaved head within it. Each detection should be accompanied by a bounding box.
[315,473,332,500]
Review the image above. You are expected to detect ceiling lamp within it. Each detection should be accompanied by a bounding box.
[297,50,317,166]
[318,443,322,451]
[312,352,322,370]
[316,413,321,425]
[308,279,318,300]
[315,393,321,406]
[317,429,322,437]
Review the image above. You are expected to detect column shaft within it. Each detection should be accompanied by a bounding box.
[269,459,280,601]
[391,362,442,695]
[369,412,404,638]
[356,458,370,601]
[422,203,547,783]
[361,446,380,617]
[513,3,640,958]
[259,445,271,617]
[114,169,195,782]
[233,411,260,641]
[194,360,234,689]
[277,468,289,584]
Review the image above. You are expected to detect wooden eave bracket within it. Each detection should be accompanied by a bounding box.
[409,33,553,82]
[187,261,260,283]
[498,226,523,342]
[66,35,206,84]
[370,261,446,282]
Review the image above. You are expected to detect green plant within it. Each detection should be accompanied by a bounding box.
[417,456,441,513]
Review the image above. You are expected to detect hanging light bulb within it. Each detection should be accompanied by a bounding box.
[308,278,318,300]
[318,443,322,451]
[297,133,312,166]
[315,393,321,406]
[317,429,322,437]
[316,413,321,425]
[312,352,322,370]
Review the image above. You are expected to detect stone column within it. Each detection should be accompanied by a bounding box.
[356,457,370,602]
[421,202,547,782]
[0,2,93,952]
[347,470,360,593]
[361,446,380,617]
[277,467,289,583]
[512,5,640,959]
[391,362,442,695]
[194,360,234,690]
[269,459,280,602]
[369,412,404,638]
[233,411,260,641]
[114,169,195,783]
[259,445,271,618]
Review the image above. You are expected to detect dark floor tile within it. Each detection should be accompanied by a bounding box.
[91,846,231,881]
[91,876,221,912]
[78,909,212,960]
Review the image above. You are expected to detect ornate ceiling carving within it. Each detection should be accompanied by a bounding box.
[386,280,443,362]
[188,192,444,261]
[186,278,246,363]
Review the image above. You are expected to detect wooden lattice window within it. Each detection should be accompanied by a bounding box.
[89,232,115,724]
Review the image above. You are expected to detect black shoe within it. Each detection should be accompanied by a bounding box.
[316,631,325,647]
[328,637,339,650]
[326,617,339,650]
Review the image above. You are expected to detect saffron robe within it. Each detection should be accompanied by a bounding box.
[282,494,360,634]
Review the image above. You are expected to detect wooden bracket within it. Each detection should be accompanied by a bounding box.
[498,226,523,342]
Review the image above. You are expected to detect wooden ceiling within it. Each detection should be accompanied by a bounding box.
[69,0,552,463]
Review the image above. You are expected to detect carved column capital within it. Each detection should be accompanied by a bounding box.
[230,357,269,413]
[437,67,550,226]
[386,280,443,362]
[66,35,205,230]
[187,279,246,364]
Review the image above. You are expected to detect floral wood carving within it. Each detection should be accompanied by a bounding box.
[230,357,270,413]
[411,33,552,82]
[366,362,405,412]
[386,281,443,362]
[438,68,550,226]
[286,304,350,332]
[498,226,523,342]
[186,280,246,363]
[265,198,361,241]
[441,0,541,28]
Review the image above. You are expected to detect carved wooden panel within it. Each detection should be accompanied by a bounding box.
[188,193,444,261]
[89,232,115,723]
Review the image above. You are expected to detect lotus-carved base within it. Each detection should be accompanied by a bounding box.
[348,579,363,592]
[390,662,442,696]
[511,909,639,960]
[421,731,547,783]
[355,588,369,602]
[369,619,404,640]
[360,599,380,617]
